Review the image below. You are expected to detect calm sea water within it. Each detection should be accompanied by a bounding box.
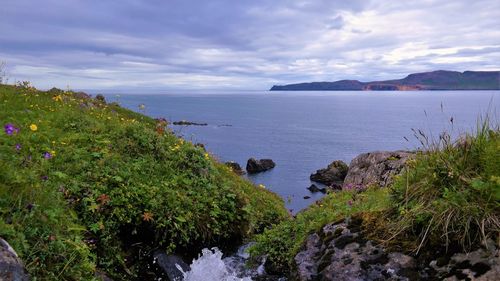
[103,90,499,212]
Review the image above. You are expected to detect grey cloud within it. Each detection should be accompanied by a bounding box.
[0,0,498,89]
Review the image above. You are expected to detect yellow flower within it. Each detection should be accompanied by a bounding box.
[52,95,63,102]
[258,184,266,189]
[29,124,38,131]
[51,150,56,156]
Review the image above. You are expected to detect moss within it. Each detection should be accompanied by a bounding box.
[0,84,288,279]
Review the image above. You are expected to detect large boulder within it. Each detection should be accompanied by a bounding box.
[0,238,29,281]
[310,160,348,188]
[343,151,413,189]
[246,158,276,174]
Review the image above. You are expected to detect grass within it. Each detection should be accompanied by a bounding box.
[0,84,288,280]
[250,116,499,275]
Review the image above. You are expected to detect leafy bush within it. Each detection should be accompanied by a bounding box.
[0,84,287,279]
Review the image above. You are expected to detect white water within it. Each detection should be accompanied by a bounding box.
[179,248,252,281]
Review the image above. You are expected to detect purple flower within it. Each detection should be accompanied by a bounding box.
[347,200,353,206]
[43,152,52,159]
[4,123,19,135]
[15,144,21,151]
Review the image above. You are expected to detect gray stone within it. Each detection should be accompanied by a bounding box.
[343,151,413,189]
[0,238,29,281]
[153,251,190,281]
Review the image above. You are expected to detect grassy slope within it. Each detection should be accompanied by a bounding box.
[251,121,499,274]
[0,84,288,280]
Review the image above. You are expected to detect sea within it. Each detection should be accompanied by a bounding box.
[102,90,500,213]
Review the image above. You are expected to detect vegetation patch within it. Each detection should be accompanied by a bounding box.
[0,84,288,280]
[251,119,499,275]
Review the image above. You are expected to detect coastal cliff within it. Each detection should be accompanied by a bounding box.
[270,70,500,91]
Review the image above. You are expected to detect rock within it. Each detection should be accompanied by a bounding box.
[307,184,326,193]
[246,158,276,174]
[310,160,348,186]
[343,151,413,189]
[303,196,311,199]
[225,161,246,175]
[153,251,190,281]
[0,238,29,281]
[293,219,418,281]
[172,120,208,126]
[429,240,500,281]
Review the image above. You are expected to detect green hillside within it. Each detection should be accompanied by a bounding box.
[0,83,288,280]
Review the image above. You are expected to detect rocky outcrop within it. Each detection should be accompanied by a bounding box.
[293,219,500,281]
[0,238,29,281]
[246,158,275,174]
[225,161,246,175]
[310,160,348,188]
[343,151,413,189]
[293,218,418,281]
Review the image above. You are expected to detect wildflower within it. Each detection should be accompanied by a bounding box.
[142,212,154,222]
[41,175,49,181]
[52,95,63,102]
[43,152,52,159]
[4,123,19,135]
[347,200,353,207]
[29,124,38,131]
[15,144,21,151]
[50,150,56,156]
[97,194,110,205]
[258,184,266,189]
[204,153,210,160]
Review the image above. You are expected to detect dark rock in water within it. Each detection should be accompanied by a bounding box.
[225,161,246,175]
[307,184,326,193]
[343,151,413,189]
[0,237,29,281]
[246,158,276,174]
[303,196,311,199]
[153,251,190,281]
[310,160,348,186]
[173,120,208,126]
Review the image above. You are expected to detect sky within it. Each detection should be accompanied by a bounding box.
[1,0,499,90]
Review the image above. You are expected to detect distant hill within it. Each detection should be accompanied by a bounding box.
[270,70,500,91]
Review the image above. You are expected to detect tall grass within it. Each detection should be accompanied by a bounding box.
[388,115,499,252]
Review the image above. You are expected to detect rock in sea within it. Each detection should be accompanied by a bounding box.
[246,158,276,174]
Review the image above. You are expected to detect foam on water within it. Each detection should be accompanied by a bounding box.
[180,248,252,281]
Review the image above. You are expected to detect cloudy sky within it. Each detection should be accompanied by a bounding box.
[1,0,499,90]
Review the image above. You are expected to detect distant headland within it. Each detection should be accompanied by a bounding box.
[270,70,500,91]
